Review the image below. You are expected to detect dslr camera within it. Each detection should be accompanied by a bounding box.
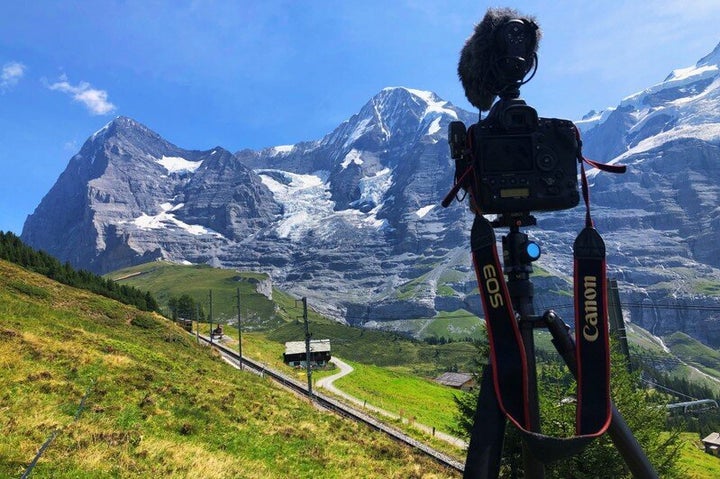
[448,100,579,214]
[446,8,579,215]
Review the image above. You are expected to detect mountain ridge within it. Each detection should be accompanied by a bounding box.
[21,47,720,346]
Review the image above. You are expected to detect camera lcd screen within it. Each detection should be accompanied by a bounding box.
[500,187,530,198]
[480,136,533,172]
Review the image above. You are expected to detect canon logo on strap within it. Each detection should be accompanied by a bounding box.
[582,275,599,342]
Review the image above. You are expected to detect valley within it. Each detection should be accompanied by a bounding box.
[3,245,720,477]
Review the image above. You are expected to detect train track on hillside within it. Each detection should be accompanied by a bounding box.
[197,335,465,475]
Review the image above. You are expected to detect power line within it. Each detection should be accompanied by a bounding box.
[640,378,696,401]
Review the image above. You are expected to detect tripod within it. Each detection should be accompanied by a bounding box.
[463,214,658,479]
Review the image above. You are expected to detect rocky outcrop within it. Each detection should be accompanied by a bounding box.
[22,117,282,273]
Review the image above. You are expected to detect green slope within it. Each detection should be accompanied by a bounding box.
[108,261,480,377]
[101,260,720,477]
[108,261,301,329]
[0,260,457,478]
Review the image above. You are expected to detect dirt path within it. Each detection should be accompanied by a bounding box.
[316,357,468,449]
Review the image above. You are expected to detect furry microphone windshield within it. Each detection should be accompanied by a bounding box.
[458,7,541,111]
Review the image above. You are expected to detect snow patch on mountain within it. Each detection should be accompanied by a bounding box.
[416,205,435,218]
[343,118,374,149]
[399,87,459,121]
[351,167,393,210]
[576,108,616,132]
[258,169,335,240]
[582,42,720,135]
[271,145,295,155]
[91,121,112,142]
[613,123,720,163]
[156,155,203,173]
[427,117,442,136]
[258,166,394,240]
[125,202,222,237]
[621,66,719,112]
[341,149,364,169]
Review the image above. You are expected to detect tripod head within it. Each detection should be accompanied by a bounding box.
[493,214,541,318]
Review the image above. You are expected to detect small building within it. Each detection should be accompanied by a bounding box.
[702,432,720,457]
[435,372,476,391]
[283,339,331,367]
[176,318,193,332]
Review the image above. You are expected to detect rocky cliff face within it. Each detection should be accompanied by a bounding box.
[22,117,281,273]
[21,45,720,348]
[567,42,720,346]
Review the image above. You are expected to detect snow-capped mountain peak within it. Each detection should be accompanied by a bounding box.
[578,42,720,162]
[21,67,720,347]
[380,86,459,122]
[332,86,461,148]
[621,43,720,110]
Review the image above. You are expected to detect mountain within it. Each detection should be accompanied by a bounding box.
[21,48,720,348]
[22,88,481,318]
[568,42,720,346]
[22,117,282,273]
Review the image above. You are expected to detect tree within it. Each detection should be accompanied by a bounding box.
[177,294,196,320]
[168,296,180,320]
[454,345,684,478]
[167,294,203,321]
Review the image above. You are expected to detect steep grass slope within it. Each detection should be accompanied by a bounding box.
[0,260,456,478]
[108,261,293,327]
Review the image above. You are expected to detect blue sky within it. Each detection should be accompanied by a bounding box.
[2,0,720,235]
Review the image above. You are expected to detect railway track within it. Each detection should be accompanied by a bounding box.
[198,334,465,475]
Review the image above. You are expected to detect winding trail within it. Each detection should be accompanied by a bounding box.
[316,357,468,449]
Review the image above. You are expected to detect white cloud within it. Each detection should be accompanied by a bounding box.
[48,76,116,115]
[1,62,26,92]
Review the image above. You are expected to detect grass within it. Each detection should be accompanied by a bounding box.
[395,275,429,301]
[366,310,485,342]
[420,310,485,341]
[108,261,288,327]
[676,432,720,479]
[0,259,458,478]
[663,331,720,380]
[264,320,479,377]
[333,361,461,434]
[103,261,720,476]
[693,279,720,296]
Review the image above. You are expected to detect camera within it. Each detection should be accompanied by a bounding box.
[448,99,579,214]
[446,7,580,215]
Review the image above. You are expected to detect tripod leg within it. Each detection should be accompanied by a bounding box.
[544,311,658,479]
[464,366,506,479]
[607,405,658,479]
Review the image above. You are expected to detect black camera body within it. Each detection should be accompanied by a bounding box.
[449,99,579,214]
[447,7,581,216]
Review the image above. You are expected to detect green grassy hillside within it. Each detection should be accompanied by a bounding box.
[110,261,480,377]
[0,260,457,478]
[101,260,720,478]
[108,261,304,329]
[664,331,720,379]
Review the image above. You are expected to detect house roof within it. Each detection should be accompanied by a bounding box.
[284,339,331,356]
[435,372,474,387]
[702,432,720,446]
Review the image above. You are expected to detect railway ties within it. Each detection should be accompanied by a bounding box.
[197,334,465,475]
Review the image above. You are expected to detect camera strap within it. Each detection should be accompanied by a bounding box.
[471,213,610,461]
[466,128,624,462]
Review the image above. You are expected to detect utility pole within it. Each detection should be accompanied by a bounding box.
[209,289,214,344]
[195,303,200,343]
[608,278,632,372]
[302,297,312,397]
[237,287,243,370]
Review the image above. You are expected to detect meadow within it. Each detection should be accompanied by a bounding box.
[0,259,457,478]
